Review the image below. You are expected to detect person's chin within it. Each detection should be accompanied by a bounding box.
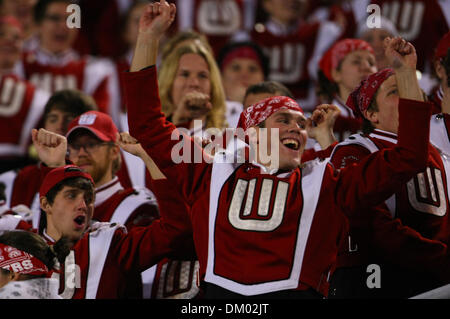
[279,158,301,170]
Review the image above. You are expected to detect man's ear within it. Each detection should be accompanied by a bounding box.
[363,109,379,125]
[331,68,342,83]
[110,144,120,158]
[40,196,51,214]
[435,60,447,81]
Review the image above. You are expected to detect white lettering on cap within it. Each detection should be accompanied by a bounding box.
[78,113,97,125]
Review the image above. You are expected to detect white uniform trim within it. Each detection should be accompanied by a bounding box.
[110,187,157,225]
[85,223,125,299]
[0,214,22,231]
[205,137,328,295]
[430,114,450,156]
[0,170,17,207]
[331,133,397,217]
[430,114,450,201]
[141,265,157,299]
[438,0,450,27]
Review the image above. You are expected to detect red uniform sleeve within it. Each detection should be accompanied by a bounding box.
[122,66,210,205]
[443,113,450,140]
[113,214,195,273]
[91,77,110,115]
[329,143,371,169]
[369,205,450,282]
[331,98,432,214]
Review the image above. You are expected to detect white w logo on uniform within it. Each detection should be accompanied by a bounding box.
[406,167,447,216]
[228,178,289,232]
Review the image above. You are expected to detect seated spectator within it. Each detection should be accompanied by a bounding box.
[217,41,268,127]
[0,0,39,51]
[356,16,398,71]
[370,0,449,77]
[0,230,69,299]
[317,38,377,142]
[251,0,344,111]
[430,31,450,114]
[159,42,227,132]
[173,0,258,56]
[0,15,50,173]
[17,0,121,126]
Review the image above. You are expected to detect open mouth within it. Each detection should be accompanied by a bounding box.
[74,215,86,228]
[53,34,69,43]
[281,138,300,151]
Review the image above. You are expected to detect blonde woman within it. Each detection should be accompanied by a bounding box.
[158,42,227,132]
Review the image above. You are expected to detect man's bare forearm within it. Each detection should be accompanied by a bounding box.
[395,67,424,102]
[130,37,159,72]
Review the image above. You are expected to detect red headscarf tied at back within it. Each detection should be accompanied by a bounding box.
[237,96,303,131]
[435,31,450,61]
[319,38,375,82]
[0,243,49,276]
[0,15,23,33]
[346,68,395,119]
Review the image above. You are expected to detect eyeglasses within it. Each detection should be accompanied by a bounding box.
[68,141,113,155]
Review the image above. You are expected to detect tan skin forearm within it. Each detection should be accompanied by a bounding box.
[314,131,336,150]
[395,67,424,102]
[138,150,167,180]
[130,37,159,72]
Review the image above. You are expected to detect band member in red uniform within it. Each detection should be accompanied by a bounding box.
[123,1,437,299]
[329,42,450,296]
[317,38,377,143]
[0,15,50,173]
[18,0,120,126]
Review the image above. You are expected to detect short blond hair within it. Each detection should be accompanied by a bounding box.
[158,43,227,130]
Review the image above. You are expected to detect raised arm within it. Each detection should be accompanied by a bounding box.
[31,128,67,168]
[384,36,423,102]
[123,1,210,204]
[117,132,166,180]
[130,0,175,72]
[306,104,340,150]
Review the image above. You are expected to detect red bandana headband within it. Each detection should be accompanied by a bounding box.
[221,46,263,71]
[319,39,374,82]
[0,15,23,33]
[237,96,303,131]
[346,68,395,119]
[435,31,450,61]
[0,243,49,276]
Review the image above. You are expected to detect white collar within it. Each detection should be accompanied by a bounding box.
[94,177,123,207]
[214,134,296,177]
[42,229,56,244]
[437,85,444,100]
[369,128,398,144]
[266,18,300,36]
[32,47,79,66]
